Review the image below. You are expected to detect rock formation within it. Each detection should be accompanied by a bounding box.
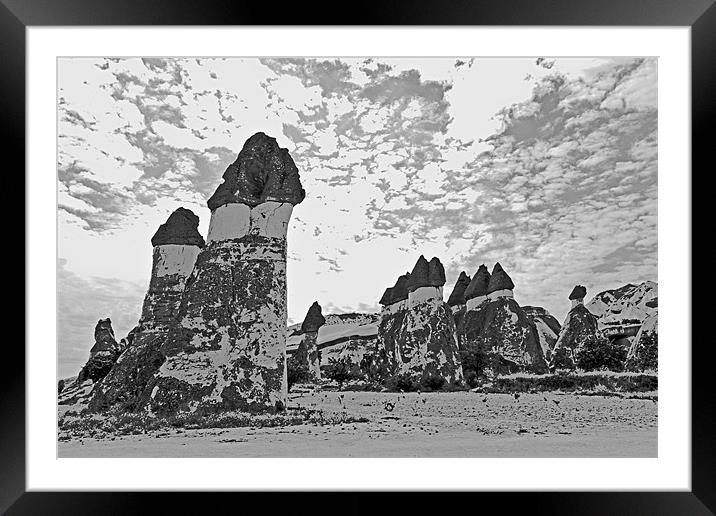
[290,301,325,380]
[59,318,126,409]
[456,263,547,376]
[446,271,471,327]
[522,305,561,361]
[625,300,658,372]
[77,319,125,383]
[550,286,620,371]
[144,132,304,414]
[377,256,463,385]
[88,208,205,412]
[586,281,657,329]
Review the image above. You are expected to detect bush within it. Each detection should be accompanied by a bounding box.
[323,358,354,389]
[575,336,627,372]
[286,356,311,391]
[420,374,446,391]
[383,373,419,392]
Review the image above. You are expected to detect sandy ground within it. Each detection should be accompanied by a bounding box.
[58,391,657,458]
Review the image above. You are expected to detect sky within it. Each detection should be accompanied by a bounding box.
[57,56,657,378]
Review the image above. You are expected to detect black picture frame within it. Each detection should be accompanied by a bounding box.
[4,0,711,513]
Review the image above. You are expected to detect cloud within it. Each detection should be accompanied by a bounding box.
[57,57,658,370]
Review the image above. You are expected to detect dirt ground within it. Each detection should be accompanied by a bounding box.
[58,390,657,458]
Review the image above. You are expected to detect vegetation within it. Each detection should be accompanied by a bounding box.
[478,370,657,394]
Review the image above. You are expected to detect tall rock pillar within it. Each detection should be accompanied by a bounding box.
[88,208,205,411]
[146,132,305,415]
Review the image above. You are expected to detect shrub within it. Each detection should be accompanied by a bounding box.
[575,335,627,372]
[323,358,354,389]
[420,374,446,391]
[286,355,311,391]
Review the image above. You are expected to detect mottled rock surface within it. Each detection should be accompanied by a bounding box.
[457,298,548,374]
[586,281,657,329]
[549,304,605,370]
[89,209,204,412]
[147,133,304,415]
[522,305,561,360]
[77,319,125,384]
[626,311,658,372]
[207,132,305,210]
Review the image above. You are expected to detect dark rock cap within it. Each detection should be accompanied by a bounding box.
[464,264,491,300]
[151,208,205,247]
[207,132,306,210]
[568,285,587,300]
[407,256,446,291]
[428,257,446,287]
[406,255,430,292]
[90,318,117,353]
[379,287,394,306]
[645,297,658,308]
[447,271,471,306]
[487,262,515,294]
[300,301,326,333]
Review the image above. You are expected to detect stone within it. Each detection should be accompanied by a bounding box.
[207,132,305,210]
[406,255,430,292]
[151,207,206,247]
[89,208,205,412]
[522,306,561,361]
[447,271,471,307]
[301,301,326,333]
[77,318,125,384]
[569,285,587,301]
[464,264,490,301]
[145,132,304,415]
[486,262,514,294]
[549,304,609,371]
[377,258,463,385]
[457,298,548,375]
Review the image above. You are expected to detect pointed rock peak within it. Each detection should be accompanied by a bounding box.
[301,301,326,333]
[487,262,514,294]
[464,264,491,300]
[569,285,587,300]
[151,207,205,247]
[407,255,434,292]
[428,257,446,287]
[91,318,117,352]
[389,273,411,304]
[379,287,394,306]
[447,271,471,306]
[207,132,306,210]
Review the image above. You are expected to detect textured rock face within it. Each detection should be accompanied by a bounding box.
[626,310,658,371]
[77,319,125,384]
[464,265,490,310]
[207,132,305,210]
[586,281,657,329]
[89,208,204,412]
[549,304,603,370]
[569,285,587,301]
[458,298,548,374]
[296,302,326,379]
[522,305,561,360]
[456,263,547,375]
[377,257,463,384]
[447,271,471,308]
[151,207,206,247]
[146,133,304,415]
[301,301,326,333]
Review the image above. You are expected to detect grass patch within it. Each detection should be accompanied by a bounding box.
[58,406,369,440]
[476,370,657,394]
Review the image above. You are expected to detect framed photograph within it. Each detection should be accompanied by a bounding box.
[7,0,712,513]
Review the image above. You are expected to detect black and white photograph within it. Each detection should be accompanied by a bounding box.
[55,55,659,458]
